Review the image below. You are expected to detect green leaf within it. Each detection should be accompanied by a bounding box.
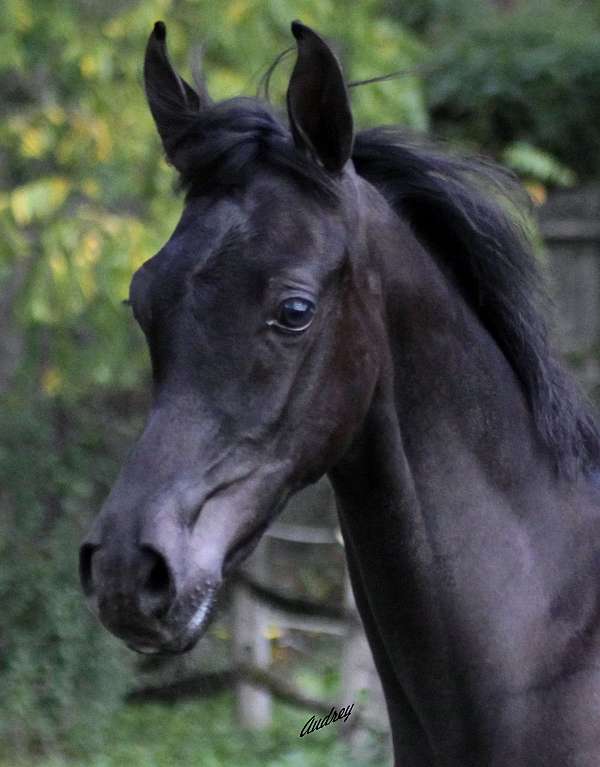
[10,177,70,225]
[502,142,576,187]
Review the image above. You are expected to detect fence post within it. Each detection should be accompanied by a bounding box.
[232,538,272,729]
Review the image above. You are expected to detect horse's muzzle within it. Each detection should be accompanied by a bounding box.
[79,538,220,654]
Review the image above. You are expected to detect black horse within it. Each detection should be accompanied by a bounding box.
[80,20,600,765]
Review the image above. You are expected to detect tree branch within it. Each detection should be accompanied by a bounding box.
[236,573,357,624]
[126,664,332,715]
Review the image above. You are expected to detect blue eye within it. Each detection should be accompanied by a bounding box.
[272,297,316,332]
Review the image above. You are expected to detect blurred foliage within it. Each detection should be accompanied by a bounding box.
[396,0,600,183]
[0,696,387,767]
[0,396,139,758]
[1,0,599,761]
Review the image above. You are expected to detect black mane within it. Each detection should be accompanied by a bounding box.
[352,128,600,477]
[168,96,600,476]
[167,97,338,202]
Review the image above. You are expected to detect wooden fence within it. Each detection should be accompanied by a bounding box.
[540,184,600,398]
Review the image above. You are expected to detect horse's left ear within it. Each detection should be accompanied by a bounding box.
[287,21,354,174]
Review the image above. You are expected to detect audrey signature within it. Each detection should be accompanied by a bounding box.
[299,703,355,737]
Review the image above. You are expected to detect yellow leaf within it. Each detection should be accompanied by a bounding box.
[15,0,33,31]
[10,189,30,226]
[80,54,98,79]
[225,0,250,23]
[81,178,100,199]
[263,625,283,640]
[46,105,66,126]
[51,177,69,199]
[41,367,62,396]
[75,232,101,267]
[21,127,47,158]
[49,252,68,278]
[102,18,125,38]
[90,119,112,161]
[96,130,112,162]
[525,182,547,207]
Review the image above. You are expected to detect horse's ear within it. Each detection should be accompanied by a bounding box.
[144,21,210,167]
[286,21,354,174]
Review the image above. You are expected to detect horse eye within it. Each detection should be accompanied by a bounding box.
[272,297,316,332]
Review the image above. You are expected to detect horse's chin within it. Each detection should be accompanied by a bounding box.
[123,583,220,655]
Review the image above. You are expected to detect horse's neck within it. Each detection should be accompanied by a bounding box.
[330,220,597,756]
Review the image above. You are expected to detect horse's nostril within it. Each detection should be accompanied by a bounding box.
[139,546,174,618]
[146,555,170,594]
[79,543,97,597]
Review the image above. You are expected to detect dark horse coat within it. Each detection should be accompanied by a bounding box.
[81,20,600,766]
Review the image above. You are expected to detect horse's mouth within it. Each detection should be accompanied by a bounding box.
[222,518,270,578]
[126,588,218,655]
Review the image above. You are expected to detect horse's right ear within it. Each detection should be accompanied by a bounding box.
[144,21,210,168]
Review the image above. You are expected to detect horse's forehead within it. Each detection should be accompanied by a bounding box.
[256,184,357,276]
[248,193,342,256]
[132,175,347,309]
[178,185,339,264]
